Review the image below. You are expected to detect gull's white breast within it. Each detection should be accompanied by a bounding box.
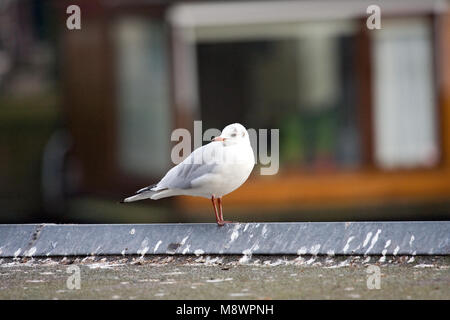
[189,141,255,198]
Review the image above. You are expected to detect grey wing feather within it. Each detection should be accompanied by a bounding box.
[157,143,219,190]
[158,162,216,189]
[136,184,158,194]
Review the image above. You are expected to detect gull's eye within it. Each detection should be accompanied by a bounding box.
[231,133,237,138]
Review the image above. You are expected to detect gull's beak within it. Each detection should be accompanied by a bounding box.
[213,136,225,142]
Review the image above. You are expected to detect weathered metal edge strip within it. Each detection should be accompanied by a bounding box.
[0,222,448,257]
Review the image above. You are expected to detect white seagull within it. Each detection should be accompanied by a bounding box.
[121,123,255,226]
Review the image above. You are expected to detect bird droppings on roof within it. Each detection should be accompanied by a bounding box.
[365,229,382,255]
[153,240,162,253]
[229,224,241,243]
[1,222,447,257]
[0,255,448,300]
[343,237,355,254]
[410,235,415,247]
[25,247,36,257]
[363,232,372,247]
[182,245,191,255]
[180,236,189,246]
[310,244,321,255]
[393,245,400,256]
[1,254,448,270]
[14,248,21,258]
[194,249,205,256]
[239,249,252,264]
[205,278,233,283]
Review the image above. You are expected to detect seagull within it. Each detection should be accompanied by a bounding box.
[121,123,255,226]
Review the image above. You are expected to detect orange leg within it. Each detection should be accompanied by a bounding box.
[217,197,232,225]
[211,196,220,224]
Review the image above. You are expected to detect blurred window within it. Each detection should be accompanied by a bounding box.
[372,18,438,169]
[114,17,171,176]
[195,21,362,170]
[170,1,440,173]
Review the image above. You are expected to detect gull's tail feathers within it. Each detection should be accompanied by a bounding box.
[121,184,170,203]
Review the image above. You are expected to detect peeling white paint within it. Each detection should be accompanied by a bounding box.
[14,248,21,258]
[297,247,307,255]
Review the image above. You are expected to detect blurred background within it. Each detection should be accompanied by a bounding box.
[1,0,450,223]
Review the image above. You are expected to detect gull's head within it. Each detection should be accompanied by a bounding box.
[213,123,250,146]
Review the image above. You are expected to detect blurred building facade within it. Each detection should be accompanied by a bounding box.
[1,0,450,222]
